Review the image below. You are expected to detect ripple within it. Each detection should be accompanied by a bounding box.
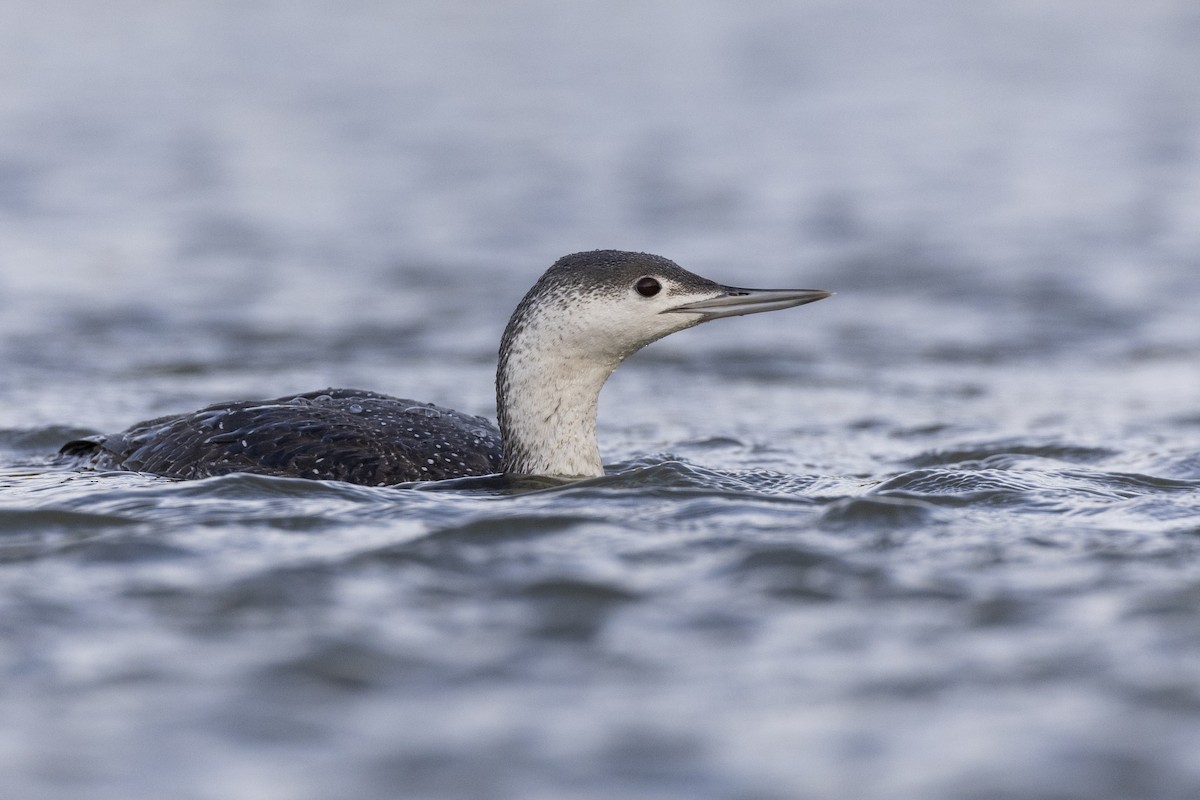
[905,438,1118,468]
[414,513,597,545]
[353,514,598,571]
[0,507,142,562]
[144,564,336,624]
[1153,453,1200,480]
[0,507,137,533]
[509,576,640,641]
[873,468,1045,507]
[1055,468,1200,495]
[565,459,825,499]
[718,545,881,601]
[0,425,99,456]
[42,471,405,528]
[62,535,193,563]
[258,638,416,694]
[818,496,938,531]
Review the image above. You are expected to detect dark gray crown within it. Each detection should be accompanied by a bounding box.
[535,250,719,299]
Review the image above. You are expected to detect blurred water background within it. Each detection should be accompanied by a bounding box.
[2,2,1200,798]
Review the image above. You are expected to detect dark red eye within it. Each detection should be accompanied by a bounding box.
[635,277,661,297]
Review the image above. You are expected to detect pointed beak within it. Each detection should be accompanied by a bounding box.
[665,286,832,320]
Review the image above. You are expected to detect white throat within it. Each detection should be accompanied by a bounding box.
[497,335,619,478]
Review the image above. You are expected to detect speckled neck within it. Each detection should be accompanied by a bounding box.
[496,298,618,478]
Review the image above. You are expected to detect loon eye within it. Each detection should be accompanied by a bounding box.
[635,277,662,297]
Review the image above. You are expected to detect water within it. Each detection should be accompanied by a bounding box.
[3,2,1200,798]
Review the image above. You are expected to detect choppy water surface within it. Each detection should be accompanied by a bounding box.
[3,2,1200,799]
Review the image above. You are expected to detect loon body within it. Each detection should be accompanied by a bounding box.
[62,251,830,485]
[61,388,504,484]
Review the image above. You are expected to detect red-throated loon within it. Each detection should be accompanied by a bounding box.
[60,250,830,485]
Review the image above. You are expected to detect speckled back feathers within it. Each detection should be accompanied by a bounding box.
[63,389,502,485]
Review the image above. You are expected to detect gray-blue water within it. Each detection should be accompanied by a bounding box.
[3,2,1200,798]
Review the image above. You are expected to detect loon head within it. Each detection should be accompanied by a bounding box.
[497,250,831,478]
[501,250,831,363]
